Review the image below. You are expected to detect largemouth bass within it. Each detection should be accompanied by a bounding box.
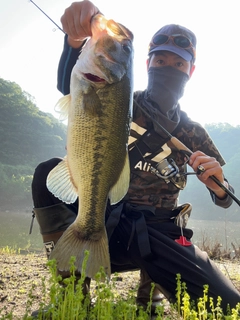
[47,14,134,279]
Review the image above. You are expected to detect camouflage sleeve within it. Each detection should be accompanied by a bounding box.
[175,112,235,208]
[174,111,226,165]
[208,182,234,208]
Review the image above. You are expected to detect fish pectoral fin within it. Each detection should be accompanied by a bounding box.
[109,153,130,205]
[46,157,78,204]
[54,94,71,121]
[50,224,111,280]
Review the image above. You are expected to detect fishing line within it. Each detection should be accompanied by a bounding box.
[29,0,65,34]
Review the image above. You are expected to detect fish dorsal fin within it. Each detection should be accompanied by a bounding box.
[109,153,130,205]
[46,157,78,204]
[54,94,71,121]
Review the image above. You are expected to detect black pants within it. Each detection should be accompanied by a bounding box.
[32,158,240,312]
[108,213,240,311]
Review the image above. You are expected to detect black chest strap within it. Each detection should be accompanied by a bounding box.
[128,128,169,170]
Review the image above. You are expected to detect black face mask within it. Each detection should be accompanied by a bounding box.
[145,66,189,118]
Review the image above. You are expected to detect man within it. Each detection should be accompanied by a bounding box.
[31,0,240,313]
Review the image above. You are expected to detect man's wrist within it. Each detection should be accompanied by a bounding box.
[208,180,234,209]
[213,180,229,200]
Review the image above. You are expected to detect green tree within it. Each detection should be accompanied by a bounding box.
[0,78,67,210]
[0,78,67,167]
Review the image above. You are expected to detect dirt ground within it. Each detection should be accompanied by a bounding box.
[0,251,240,319]
[0,252,141,319]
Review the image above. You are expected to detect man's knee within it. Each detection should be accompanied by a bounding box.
[32,157,63,208]
[33,158,63,183]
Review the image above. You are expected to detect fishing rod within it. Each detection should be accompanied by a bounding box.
[29,0,65,34]
[133,99,240,206]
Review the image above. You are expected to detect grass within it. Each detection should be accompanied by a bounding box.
[1,249,240,320]
[0,246,18,255]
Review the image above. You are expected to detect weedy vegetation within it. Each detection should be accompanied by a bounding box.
[1,249,240,320]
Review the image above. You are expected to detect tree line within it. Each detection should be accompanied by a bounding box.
[0,78,66,210]
[0,78,240,220]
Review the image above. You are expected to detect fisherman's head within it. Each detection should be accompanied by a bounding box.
[147,24,196,77]
[145,24,197,107]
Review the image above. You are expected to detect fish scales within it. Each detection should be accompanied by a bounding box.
[47,14,134,279]
[70,88,128,233]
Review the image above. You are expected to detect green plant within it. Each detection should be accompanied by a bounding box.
[1,251,240,319]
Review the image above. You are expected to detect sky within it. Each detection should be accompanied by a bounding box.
[1,0,240,126]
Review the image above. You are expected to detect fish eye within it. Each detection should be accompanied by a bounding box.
[122,44,131,54]
[122,40,132,54]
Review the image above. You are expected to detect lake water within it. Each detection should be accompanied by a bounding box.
[188,219,240,251]
[1,211,240,253]
[0,211,43,252]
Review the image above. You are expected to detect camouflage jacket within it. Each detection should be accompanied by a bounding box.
[125,90,232,210]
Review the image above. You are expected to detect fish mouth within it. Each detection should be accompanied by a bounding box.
[83,73,106,83]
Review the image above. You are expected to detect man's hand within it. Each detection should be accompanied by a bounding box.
[61,0,100,48]
[188,151,228,199]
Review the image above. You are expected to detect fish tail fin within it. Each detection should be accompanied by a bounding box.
[50,224,111,280]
